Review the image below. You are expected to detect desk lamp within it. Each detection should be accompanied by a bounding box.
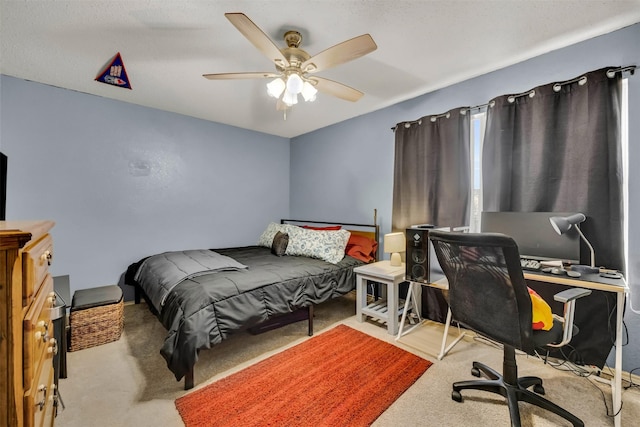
[549,213,599,274]
[384,232,406,267]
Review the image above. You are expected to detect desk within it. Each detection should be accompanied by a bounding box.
[403,270,628,427]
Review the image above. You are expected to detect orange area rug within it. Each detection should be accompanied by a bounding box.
[175,324,432,427]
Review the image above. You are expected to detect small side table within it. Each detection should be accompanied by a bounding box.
[354,260,417,335]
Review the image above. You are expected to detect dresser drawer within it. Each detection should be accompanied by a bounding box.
[23,233,53,306]
[24,350,55,427]
[23,275,56,389]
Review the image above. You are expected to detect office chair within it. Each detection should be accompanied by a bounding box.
[429,231,591,427]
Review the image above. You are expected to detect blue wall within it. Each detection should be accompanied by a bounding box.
[0,77,290,300]
[291,23,640,372]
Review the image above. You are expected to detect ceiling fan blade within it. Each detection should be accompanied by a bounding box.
[225,13,289,68]
[310,77,364,102]
[203,72,279,80]
[301,34,377,73]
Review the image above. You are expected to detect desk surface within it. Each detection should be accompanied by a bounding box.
[413,270,628,294]
[523,270,628,293]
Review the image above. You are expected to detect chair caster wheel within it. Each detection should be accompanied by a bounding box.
[471,367,481,377]
[452,390,463,402]
[533,384,545,395]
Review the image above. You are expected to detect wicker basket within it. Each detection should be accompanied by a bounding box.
[69,286,124,351]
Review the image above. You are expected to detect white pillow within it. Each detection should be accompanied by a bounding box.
[258,222,284,247]
[286,228,351,264]
[257,223,298,247]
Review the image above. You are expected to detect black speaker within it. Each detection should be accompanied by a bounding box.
[405,226,434,283]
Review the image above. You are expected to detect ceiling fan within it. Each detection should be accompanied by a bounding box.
[203,13,377,113]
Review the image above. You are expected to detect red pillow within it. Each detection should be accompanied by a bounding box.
[302,225,342,231]
[346,234,378,263]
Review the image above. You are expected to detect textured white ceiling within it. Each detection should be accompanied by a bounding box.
[2,1,640,138]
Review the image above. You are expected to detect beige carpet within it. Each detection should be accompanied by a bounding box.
[56,292,640,426]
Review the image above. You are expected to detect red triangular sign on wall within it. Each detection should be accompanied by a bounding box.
[95,52,132,89]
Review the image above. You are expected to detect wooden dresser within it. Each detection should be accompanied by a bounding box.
[1,221,57,427]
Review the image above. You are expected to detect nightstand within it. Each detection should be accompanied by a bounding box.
[354,260,417,335]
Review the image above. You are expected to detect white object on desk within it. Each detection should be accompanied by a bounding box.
[354,261,417,335]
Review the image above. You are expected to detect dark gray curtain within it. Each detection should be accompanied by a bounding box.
[392,108,471,322]
[482,67,624,368]
[392,108,471,231]
[483,67,624,271]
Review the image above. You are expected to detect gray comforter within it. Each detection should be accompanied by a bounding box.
[133,249,248,311]
[130,246,363,381]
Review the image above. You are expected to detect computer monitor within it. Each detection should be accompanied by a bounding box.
[481,211,580,263]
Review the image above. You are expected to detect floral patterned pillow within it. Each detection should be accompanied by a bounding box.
[285,227,351,264]
[258,222,293,247]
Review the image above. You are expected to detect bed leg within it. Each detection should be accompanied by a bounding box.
[308,305,314,336]
[184,368,194,390]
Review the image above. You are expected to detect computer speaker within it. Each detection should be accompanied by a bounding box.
[405,226,433,283]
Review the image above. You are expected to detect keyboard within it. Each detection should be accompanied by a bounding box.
[520,258,541,271]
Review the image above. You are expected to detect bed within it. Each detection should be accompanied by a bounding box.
[124,218,379,389]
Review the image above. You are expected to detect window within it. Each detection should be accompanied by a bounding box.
[469,112,486,232]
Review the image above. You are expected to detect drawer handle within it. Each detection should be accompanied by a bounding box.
[48,338,58,355]
[41,250,53,266]
[47,292,56,306]
[36,384,47,411]
[35,320,50,342]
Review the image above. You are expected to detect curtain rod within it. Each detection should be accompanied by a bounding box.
[391,64,637,132]
[607,65,636,77]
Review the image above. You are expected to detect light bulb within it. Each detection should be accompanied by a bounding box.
[282,90,298,106]
[286,73,303,94]
[301,81,318,102]
[266,78,285,98]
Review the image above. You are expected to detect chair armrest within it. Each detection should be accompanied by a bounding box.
[553,288,592,304]
[546,288,592,348]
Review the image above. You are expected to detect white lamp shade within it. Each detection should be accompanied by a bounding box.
[282,90,298,106]
[286,73,304,94]
[266,78,285,98]
[384,232,405,266]
[301,81,318,102]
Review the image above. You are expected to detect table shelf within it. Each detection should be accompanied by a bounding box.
[362,298,408,321]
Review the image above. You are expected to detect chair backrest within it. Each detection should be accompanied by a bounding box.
[429,231,534,354]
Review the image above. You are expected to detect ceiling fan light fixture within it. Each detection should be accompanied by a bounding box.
[286,73,304,95]
[301,81,318,102]
[266,77,285,98]
[207,13,378,116]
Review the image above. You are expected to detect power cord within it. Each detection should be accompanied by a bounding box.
[532,347,621,418]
